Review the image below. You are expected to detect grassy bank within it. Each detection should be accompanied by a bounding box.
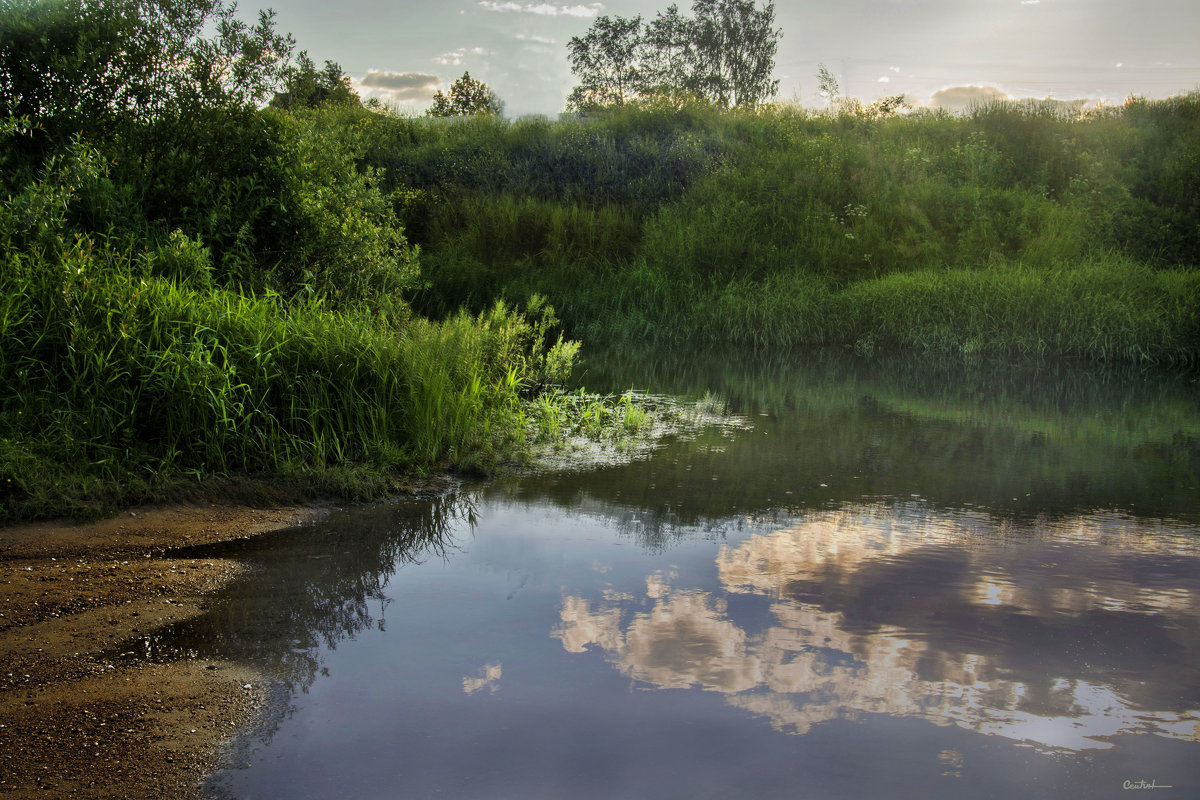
[0,140,578,519]
[364,97,1198,363]
[0,1,588,522]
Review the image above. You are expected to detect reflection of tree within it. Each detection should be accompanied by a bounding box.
[554,508,1200,751]
[131,492,478,702]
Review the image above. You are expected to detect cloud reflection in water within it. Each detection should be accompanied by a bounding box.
[554,506,1200,751]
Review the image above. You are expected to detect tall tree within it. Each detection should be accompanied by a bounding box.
[0,0,293,148]
[426,71,503,117]
[270,52,359,110]
[564,0,780,111]
[566,14,644,111]
[690,0,780,108]
[639,4,697,98]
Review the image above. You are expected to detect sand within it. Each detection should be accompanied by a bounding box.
[0,504,329,799]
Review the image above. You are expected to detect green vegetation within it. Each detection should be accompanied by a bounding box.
[375,98,1198,363]
[0,0,582,521]
[1,0,1196,522]
[428,72,504,118]
[567,0,782,110]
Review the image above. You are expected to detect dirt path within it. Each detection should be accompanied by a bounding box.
[0,504,330,799]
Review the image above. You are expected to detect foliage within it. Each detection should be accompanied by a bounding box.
[567,14,644,110]
[2,0,1198,525]
[427,72,503,117]
[0,0,293,149]
[270,52,360,110]
[689,0,781,108]
[0,139,579,518]
[0,0,591,522]
[566,0,780,111]
[374,97,1198,365]
[816,63,839,106]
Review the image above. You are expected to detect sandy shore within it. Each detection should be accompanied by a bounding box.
[0,504,330,799]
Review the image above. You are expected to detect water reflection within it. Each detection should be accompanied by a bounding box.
[135,492,478,699]
[554,506,1200,752]
[141,350,1200,798]
[569,349,1200,523]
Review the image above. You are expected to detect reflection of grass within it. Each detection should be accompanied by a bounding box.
[584,346,1199,447]
[568,347,1200,522]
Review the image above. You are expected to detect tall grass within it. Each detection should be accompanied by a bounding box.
[0,130,578,521]
[372,96,1198,365]
[831,258,1200,362]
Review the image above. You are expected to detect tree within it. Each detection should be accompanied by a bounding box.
[270,52,359,110]
[565,0,780,111]
[0,0,294,144]
[816,63,840,108]
[426,72,503,117]
[864,94,911,118]
[690,0,780,108]
[639,4,698,99]
[566,15,644,111]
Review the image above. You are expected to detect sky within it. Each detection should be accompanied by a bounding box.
[258,0,1200,117]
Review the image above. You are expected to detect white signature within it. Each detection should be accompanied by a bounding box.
[1124,780,1173,791]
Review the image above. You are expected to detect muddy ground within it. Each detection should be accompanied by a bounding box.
[0,504,330,799]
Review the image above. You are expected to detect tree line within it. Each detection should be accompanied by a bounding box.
[567,0,781,111]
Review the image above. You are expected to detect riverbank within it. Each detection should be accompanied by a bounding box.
[0,502,330,799]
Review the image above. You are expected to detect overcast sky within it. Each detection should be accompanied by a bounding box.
[261,0,1200,116]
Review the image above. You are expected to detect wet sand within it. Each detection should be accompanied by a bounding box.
[0,504,329,799]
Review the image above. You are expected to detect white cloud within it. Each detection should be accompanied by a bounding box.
[462,663,502,695]
[878,76,890,83]
[889,66,901,73]
[478,1,602,17]
[929,85,1098,116]
[1020,0,1040,5]
[435,47,489,66]
[516,33,558,45]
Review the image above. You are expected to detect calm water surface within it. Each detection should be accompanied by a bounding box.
[156,353,1200,799]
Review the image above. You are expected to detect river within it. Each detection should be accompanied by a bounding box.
[139,351,1200,799]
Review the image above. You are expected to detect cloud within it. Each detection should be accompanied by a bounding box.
[462,663,502,695]
[878,76,890,83]
[929,85,1011,111]
[516,33,557,45]
[1020,0,1040,4]
[356,70,441,104]
[477,1,602,17]
[435,47,489,66]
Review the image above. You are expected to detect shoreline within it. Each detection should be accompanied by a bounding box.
[0,502,331,799]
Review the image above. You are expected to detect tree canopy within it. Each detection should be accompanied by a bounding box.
[0,0,293,144]
[270,52,359,111]
[566,0,781,111]
[426,72,503,117]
